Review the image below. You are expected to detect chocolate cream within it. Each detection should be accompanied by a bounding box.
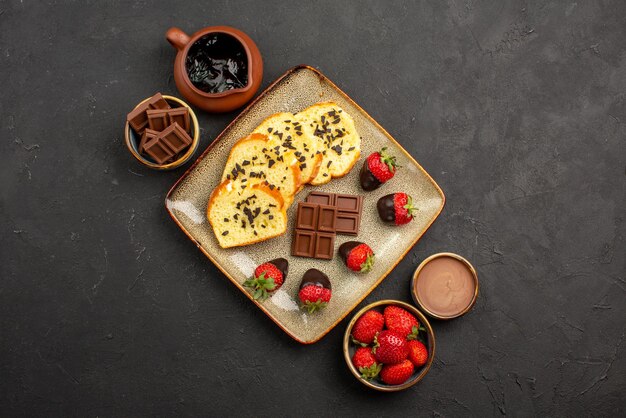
[415,256,476,317]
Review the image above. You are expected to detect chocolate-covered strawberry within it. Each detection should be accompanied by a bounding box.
[377,193,417,225]
[360,147,399,191]
[298,269,332,313]
[339,241,375,273]
[243,258,288,301]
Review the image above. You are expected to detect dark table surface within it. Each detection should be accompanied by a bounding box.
[2,0,625,416]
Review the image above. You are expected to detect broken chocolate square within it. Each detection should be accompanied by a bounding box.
[158,122,192,154]
[146,109,170,131]
[138,129,159,154]
[166,107,190,133]
[143,136,175,164]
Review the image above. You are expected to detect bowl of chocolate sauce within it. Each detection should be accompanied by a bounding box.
[411,253,479,320]
[166,26,263,113]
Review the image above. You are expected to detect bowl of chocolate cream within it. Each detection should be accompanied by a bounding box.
[411,253,478,320]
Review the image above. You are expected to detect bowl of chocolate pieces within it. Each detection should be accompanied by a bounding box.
[125,93,200,170]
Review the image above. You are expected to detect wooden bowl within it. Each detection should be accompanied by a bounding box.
[343,300,436,391]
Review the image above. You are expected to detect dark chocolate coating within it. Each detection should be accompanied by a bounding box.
[300,268,331,290]
[268,258,288,280]
[377,194,396,224]
[338,241,363,264]
[360,162,382,191]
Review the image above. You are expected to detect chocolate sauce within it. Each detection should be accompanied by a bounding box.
[268,258,288,280]
[185,33,248,94]
[338,241,362,263]
[300,268,331,290]
[415,256,477,317]
[359,163,381,191]
[377,194,396,224]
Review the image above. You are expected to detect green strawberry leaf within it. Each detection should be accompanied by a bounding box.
[351,336,369,347]
[372,334,380,354]
[403,195,418,218]
[379,147,400,173]
[243,272,277,301]
[360,253,375,273]
[359,363,382,380]
[407,325,420,341]
[302,299,327,314]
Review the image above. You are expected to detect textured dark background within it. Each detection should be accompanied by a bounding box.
[1,0,625,416]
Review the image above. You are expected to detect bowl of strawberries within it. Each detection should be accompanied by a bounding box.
[343,300,435,391]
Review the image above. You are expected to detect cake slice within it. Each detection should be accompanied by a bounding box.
[253,112,323,184]
[296,102,361,185]
[221,133,301,207]
[207,179,287,248]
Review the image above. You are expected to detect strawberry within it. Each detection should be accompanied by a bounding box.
[377,192,417,225]
[360,147,399,191]
[298,269,332,313]
[373,330,409,364]
[384,305,419,338]
[339,241,375,273]
[351,309,384,346]
[352,347,382,379]
[243,258,288,301]
[407,340,429,367]
[380,360,415,385]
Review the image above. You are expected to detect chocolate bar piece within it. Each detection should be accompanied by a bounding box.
[336,212,360,236]
[292,230,316,257]
[317,205,338,232]
[146,92,170,110]
[127,92,171,134]
[305,192,363,235]
[336,194,362,213]
[293,192,364,258]
[314,232,335,260]
[307,191,336,206]
[166,107,190,133]
[292,201,337,259]
[141,123,192,165]
[159,123,192,154]
[147,109,170,131]
[127,105,150,133]
[296,203,318,230]
[143,136,175,164]
[138,129,158,154]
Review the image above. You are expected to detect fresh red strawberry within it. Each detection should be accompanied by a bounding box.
[243,258,288,301]
[360,147,399,191]
[339,241,375,273]
[352,347,382,379]
[384,305,419,338]
[373,330,409,364]
[380,359,415,385]
[377,192,417,225]
[298,269,332,313]
[351,309,384,346]
[407,340,428,367]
